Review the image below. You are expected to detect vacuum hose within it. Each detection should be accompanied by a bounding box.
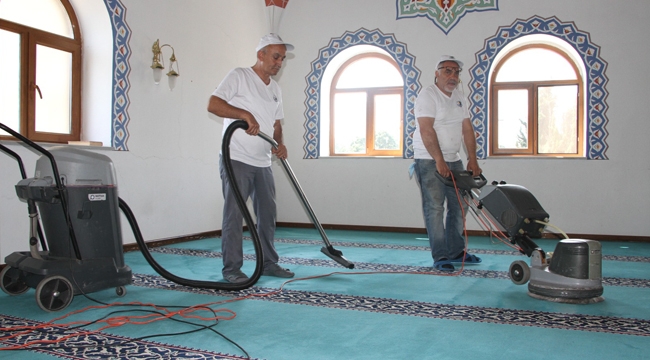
[121,119,353,291]
[119,120,264,290]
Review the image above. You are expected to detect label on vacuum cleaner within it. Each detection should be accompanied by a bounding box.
[88,193,107,201]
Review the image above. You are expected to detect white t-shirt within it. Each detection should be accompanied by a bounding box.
[413,84,469,162]
[213,67,284,167]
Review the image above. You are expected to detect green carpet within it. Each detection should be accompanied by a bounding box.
[1,227,649,359]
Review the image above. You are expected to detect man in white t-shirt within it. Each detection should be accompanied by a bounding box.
[412,55,482,272]
[207,34,295,283]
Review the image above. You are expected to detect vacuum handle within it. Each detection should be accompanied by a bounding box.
[0,122,82,260]
[0,143,27,179]
[256,130,354,269]
[256,131,333,247]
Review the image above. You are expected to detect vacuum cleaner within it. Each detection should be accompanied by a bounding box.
[437,170,603,304]
[0,124,131,312]
[0,121,352,311]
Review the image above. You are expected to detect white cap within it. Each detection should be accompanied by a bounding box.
[255,33,294,52]
[436,55,463,70]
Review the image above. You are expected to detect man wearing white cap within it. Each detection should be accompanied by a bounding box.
[207,34,295,283]
[412,55,482,272]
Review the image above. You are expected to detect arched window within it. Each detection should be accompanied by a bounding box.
[329,53,404,156]
[490,43,584,156]
[0,0,82,143]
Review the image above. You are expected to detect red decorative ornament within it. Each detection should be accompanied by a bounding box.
[265,0,289,8]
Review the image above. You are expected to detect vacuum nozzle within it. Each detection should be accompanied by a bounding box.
[321,246,355,269]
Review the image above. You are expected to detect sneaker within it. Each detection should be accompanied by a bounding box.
[263,263,295,278]
[223,270,249,284]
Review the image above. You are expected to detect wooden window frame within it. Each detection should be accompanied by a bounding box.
[489,44,584,157]
[0,0,82,143]
[329,53,404,157]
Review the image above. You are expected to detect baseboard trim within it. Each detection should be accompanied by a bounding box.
[122,230,221,252]
[3,224,643,269]
[121,222,648,253]
[275,222,650,243]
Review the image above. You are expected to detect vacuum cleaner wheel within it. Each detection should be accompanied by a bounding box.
[509,260,531,285]
[35,275,74,312]
[0,266,29,296]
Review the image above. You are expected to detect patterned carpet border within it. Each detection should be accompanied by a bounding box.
[0,314,255,359]
[132,273,650,337]
[150,247,650,288]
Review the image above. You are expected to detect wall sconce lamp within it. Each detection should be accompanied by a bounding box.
[151,39,180,90]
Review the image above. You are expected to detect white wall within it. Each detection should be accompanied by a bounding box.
[0,0,267,259]
[1,0,648,262]
[273,0,650,238]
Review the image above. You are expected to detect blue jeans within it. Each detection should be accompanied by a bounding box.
[414,159,467,263]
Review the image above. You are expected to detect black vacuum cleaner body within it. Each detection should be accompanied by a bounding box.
[440,171,603,304]
[2,146,131,311]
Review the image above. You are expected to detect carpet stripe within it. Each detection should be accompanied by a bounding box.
[132,273,650,337]
[0,314,255,359]
[150,247,650,288]
[266,237,650,263]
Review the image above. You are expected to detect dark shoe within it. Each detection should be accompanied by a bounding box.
[263,263,295,278]
[433,259,455,272]
[450,252,482,263]
[223,270,249,283]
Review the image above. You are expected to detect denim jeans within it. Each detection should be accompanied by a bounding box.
[414,159,467,262]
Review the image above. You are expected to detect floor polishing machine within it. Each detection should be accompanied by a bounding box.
[437,170,604,304]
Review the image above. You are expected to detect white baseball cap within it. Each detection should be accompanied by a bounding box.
[255,33,294,52]
[436,55,464,70]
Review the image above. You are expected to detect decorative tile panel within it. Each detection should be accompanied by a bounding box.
[396,0,499,35]
[104,0,132,151]
[468,16,609,159]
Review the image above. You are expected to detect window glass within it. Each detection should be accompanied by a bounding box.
[373,94,401,151]
[496,89,529,149]
[0,0,73,38]
[0,29,21,134]
[495,48,577,82]
[333,92,367,154]
[35,44,72,134]
[336,57,403,89]
[538,85,578,154]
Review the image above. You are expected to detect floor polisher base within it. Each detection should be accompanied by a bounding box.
[528,282,604,304]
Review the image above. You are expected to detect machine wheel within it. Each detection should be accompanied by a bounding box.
[35,275,74,312]
[1,266,29,295]
[509,260,531,285]
[116,286,127,297]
